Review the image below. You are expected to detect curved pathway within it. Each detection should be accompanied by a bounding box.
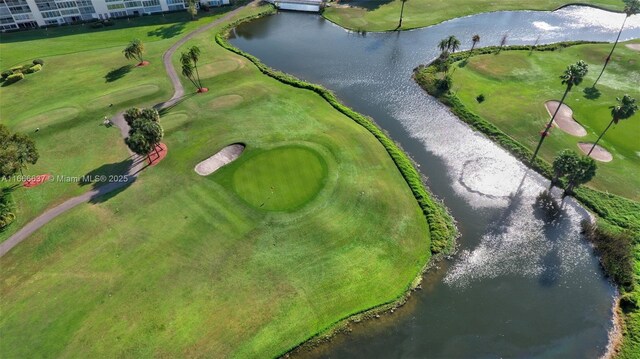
[0,2,256,257]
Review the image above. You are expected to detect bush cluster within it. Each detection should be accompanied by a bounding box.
[1,59,44,85]
[4,73,24,84]
[0,189,16,230]
[89,19,116,29]
[216,9,458,254]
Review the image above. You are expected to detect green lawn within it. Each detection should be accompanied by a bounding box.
[0,4,436,358]
[0,10,235,242]
[323,0,622,31]
[450,42,640,200]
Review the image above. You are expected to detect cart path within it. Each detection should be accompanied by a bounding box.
[0,2,255,257]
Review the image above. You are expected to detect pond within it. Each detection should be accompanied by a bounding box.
[230,6,640,358]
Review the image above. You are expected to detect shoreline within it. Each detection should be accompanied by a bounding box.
[321,1,624,33]
[414,42,639,358]
[216,6,459,358]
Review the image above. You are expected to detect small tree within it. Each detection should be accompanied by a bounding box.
[187,0,198,20]
[587,95,637,156]
[124,108,164,161]
[551,149,579,189]
[123,39,145,65]
[125,131,153,161]
[531,60,588,162]
[497,34,508,53]
[469,34,480,56]
[565,156,597,194]
[0,124,39,178]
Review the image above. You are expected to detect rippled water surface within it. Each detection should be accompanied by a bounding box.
[230,7,640,358]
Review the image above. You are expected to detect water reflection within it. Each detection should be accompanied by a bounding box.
[230,6,638,358]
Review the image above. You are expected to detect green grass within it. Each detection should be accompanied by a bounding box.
[0,10,236,242]
[323,0,622,31]
[0,4,453,358]
[451,42,640,200]
[230,145,328,211]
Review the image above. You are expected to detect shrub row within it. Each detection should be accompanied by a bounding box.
[582,221,635,291]
[216,8,458,255]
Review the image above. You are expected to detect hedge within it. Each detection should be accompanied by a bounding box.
[215,7,458,255]
[4,73,24,85]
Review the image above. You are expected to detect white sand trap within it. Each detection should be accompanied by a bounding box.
[625,44,640,51]
[544,101,587,137]
[578,142,613,162]
[195,144,245,175]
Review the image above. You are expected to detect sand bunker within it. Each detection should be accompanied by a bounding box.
[195,144,245,175]
[544,101,587,137]
[625,44,640,51]
[578,142,613,162]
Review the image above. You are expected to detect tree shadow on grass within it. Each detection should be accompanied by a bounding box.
[147,22,187,39]
[583,86,601,100]
[341,0,394,11]
[105,64,134,83]
[79,158,134,188]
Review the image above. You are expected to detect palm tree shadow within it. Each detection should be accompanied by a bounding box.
[583,86,601,100]
[532,190,572,287]
[105,64,134,83]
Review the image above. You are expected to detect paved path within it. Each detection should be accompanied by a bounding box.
[0,3,254,257]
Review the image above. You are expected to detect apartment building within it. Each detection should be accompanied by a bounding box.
[0,0,195,31]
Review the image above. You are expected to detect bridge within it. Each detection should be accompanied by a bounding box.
[267,0,324,12]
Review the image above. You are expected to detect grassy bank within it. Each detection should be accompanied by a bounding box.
[323,0,622,32]
[1,4,454,358]
[414,41,640,357]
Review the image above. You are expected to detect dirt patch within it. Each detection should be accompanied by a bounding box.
[147,143,168,166]
[208,95,244,110]
[23,174,52,188]
[625,44,640,51]
[578,142,613,162]
[195,144,245,176]
[544,101,587,137]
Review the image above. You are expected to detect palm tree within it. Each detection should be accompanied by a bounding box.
[447,35,461,53]
[438,38,449,55]
[397,0,408,30]
[470,34,480,55]
[123,39,145,64]
[187,46,203,89]
[593,0,640,87]
[587,94,637,156]
[180,52,201,91]
[531,60,589,162]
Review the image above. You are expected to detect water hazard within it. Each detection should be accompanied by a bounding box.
[230,6,640,358]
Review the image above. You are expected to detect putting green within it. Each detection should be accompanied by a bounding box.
[208,94,244,110]
[232,146,327,211]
